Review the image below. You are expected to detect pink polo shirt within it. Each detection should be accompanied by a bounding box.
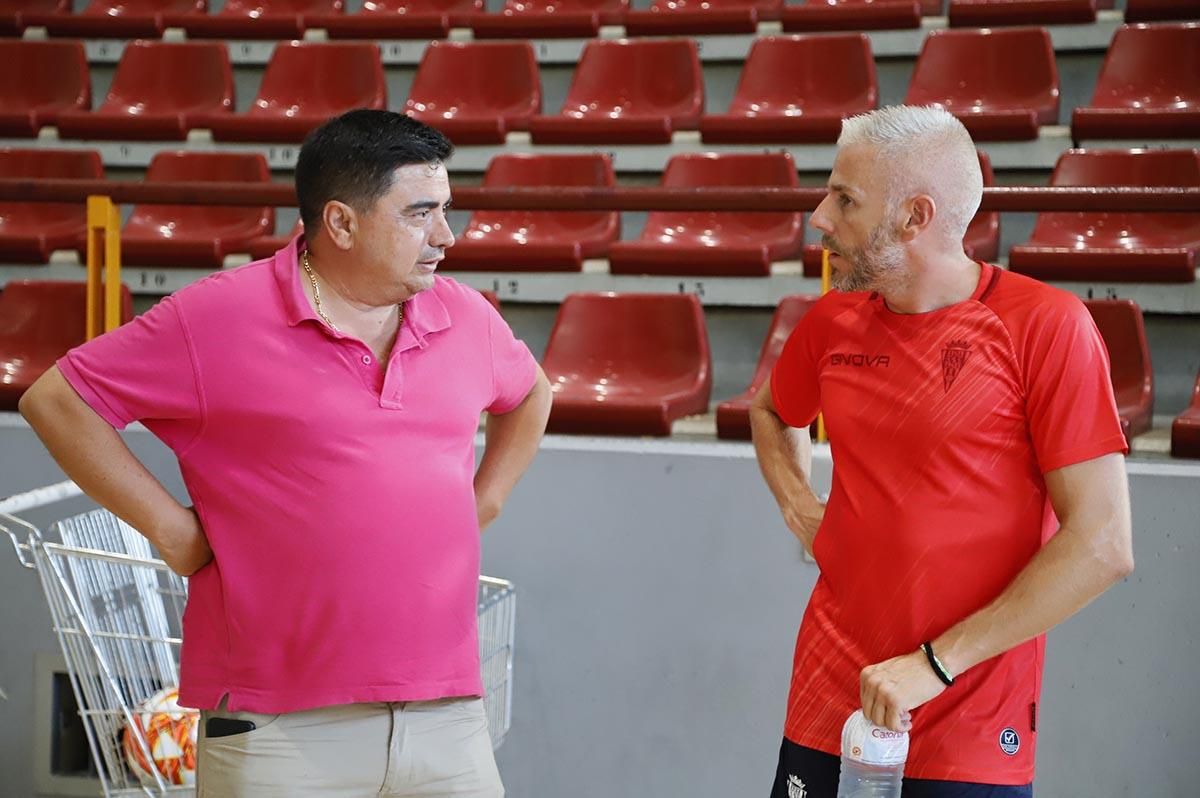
[57,237,538,713]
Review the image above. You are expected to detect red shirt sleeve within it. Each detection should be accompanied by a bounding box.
[770,303,827,430]
[1020,295,1129,473]
[57,295,204,450]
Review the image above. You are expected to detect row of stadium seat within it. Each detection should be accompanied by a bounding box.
[7,0,1180,39]
[2,147,1196,281]
[2,282,1195,455]
[4,0,1196,39]
[2,24,1198,144]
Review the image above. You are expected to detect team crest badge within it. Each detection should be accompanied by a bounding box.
[941,340,972,392]
[787,775,807,798]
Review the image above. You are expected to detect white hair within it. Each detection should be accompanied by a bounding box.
[838,105,983,243]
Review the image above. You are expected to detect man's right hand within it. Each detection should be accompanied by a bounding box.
[153,506,213,577]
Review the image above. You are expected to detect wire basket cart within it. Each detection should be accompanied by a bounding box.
[2,481,516,798]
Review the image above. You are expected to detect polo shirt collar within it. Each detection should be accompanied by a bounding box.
[273,234,452,343]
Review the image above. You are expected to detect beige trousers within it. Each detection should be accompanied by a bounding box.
[197,697,504,798]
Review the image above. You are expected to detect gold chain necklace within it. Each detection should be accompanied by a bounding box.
[301,251,403,334]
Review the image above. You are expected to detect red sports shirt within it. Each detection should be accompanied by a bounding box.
[770,263,1127,784]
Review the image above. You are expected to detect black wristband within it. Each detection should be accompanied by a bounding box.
[921,641,955,687]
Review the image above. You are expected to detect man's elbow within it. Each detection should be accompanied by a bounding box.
[1098,521,1135,583]
[17,373,50,424]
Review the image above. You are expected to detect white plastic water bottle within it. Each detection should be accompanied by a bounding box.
[835,710,910,798]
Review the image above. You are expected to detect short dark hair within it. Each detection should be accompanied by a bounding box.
[295,109,454,232]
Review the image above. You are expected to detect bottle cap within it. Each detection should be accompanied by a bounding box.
[841,710,910,766]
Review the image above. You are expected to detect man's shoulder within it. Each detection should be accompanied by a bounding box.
[170,256,279,312]
[980,266,1090,334]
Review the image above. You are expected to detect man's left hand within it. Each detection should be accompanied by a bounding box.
[860,650,947,732]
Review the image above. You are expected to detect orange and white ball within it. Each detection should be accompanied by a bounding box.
[122,686,198,787]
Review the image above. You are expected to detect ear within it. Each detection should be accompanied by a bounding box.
[322,201,357,252]
[899,194,936,242]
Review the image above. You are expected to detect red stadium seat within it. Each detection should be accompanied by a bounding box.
[624,0,781,36]
[1009,149,1200,283]
[782,0,925,33]
[0,281,133,411]
[313,0,482,38]
[165,0,343,38]
[0,0,67,34]
[543,293,712,436]
[905,27,1059,141]
[55,42,231,141]
[0,149,102,264]
[247,218,303,261]
[30,0,206,38]
[1124,0,1200,22]
[121,152,273,269]
[471,0,628,38]
[609,152,804,277]
[1072,23,1200,141]
[1171,369,1200,458]
[529,39,703,145]
[700,34,876,145]
[716,295,819,440]
[1084,299,1154,440]
[199,42,385,144]
[0,41,90,138]
[440,153,619,272]
[801,149,999,276]
[948,0,1096,28]
[404,41,540,146]
[963,150,1001,263]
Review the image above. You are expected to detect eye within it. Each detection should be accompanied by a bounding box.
[838,194,852,208]
[415,209,432,220]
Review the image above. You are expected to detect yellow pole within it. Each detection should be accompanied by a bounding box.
[817,249,831,444]
[104,198,121,333]
[85,195,122,341]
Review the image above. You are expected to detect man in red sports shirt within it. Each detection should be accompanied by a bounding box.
[752,105,1134,797]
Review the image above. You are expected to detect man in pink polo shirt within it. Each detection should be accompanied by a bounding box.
[19,110,552,797]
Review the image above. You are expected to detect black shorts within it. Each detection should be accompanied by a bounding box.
[770,737,1034,798]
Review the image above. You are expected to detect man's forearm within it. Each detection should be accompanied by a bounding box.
[935,510,1134,679]
[19,368,198,557]
[749,389,822,552]
[474,370,552,527]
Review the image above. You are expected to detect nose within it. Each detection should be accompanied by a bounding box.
[810,194,835,237]
[430,208,455,250]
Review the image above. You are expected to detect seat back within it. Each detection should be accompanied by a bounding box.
[360,0,482,13]
[406,41,541,121]
[906,27,1059,116]
[0,281,132,353]
[101,41,233,116]
[729,34,876,116]
[543,293,711,390]
[128,151,273,234]
[747,295,820,393]
[643,152,802,239]
[464,154,618,239]
[0,148,103,227]
[560,39,703,121]
[964,149,1000,261]
[81,0,206,16]
[251,42,386,117]
[0,40,90,118]
[1089,23,1200,108]
[1030,149,1200,245]
[220,0,342,13]
[1084,298,1154,417]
